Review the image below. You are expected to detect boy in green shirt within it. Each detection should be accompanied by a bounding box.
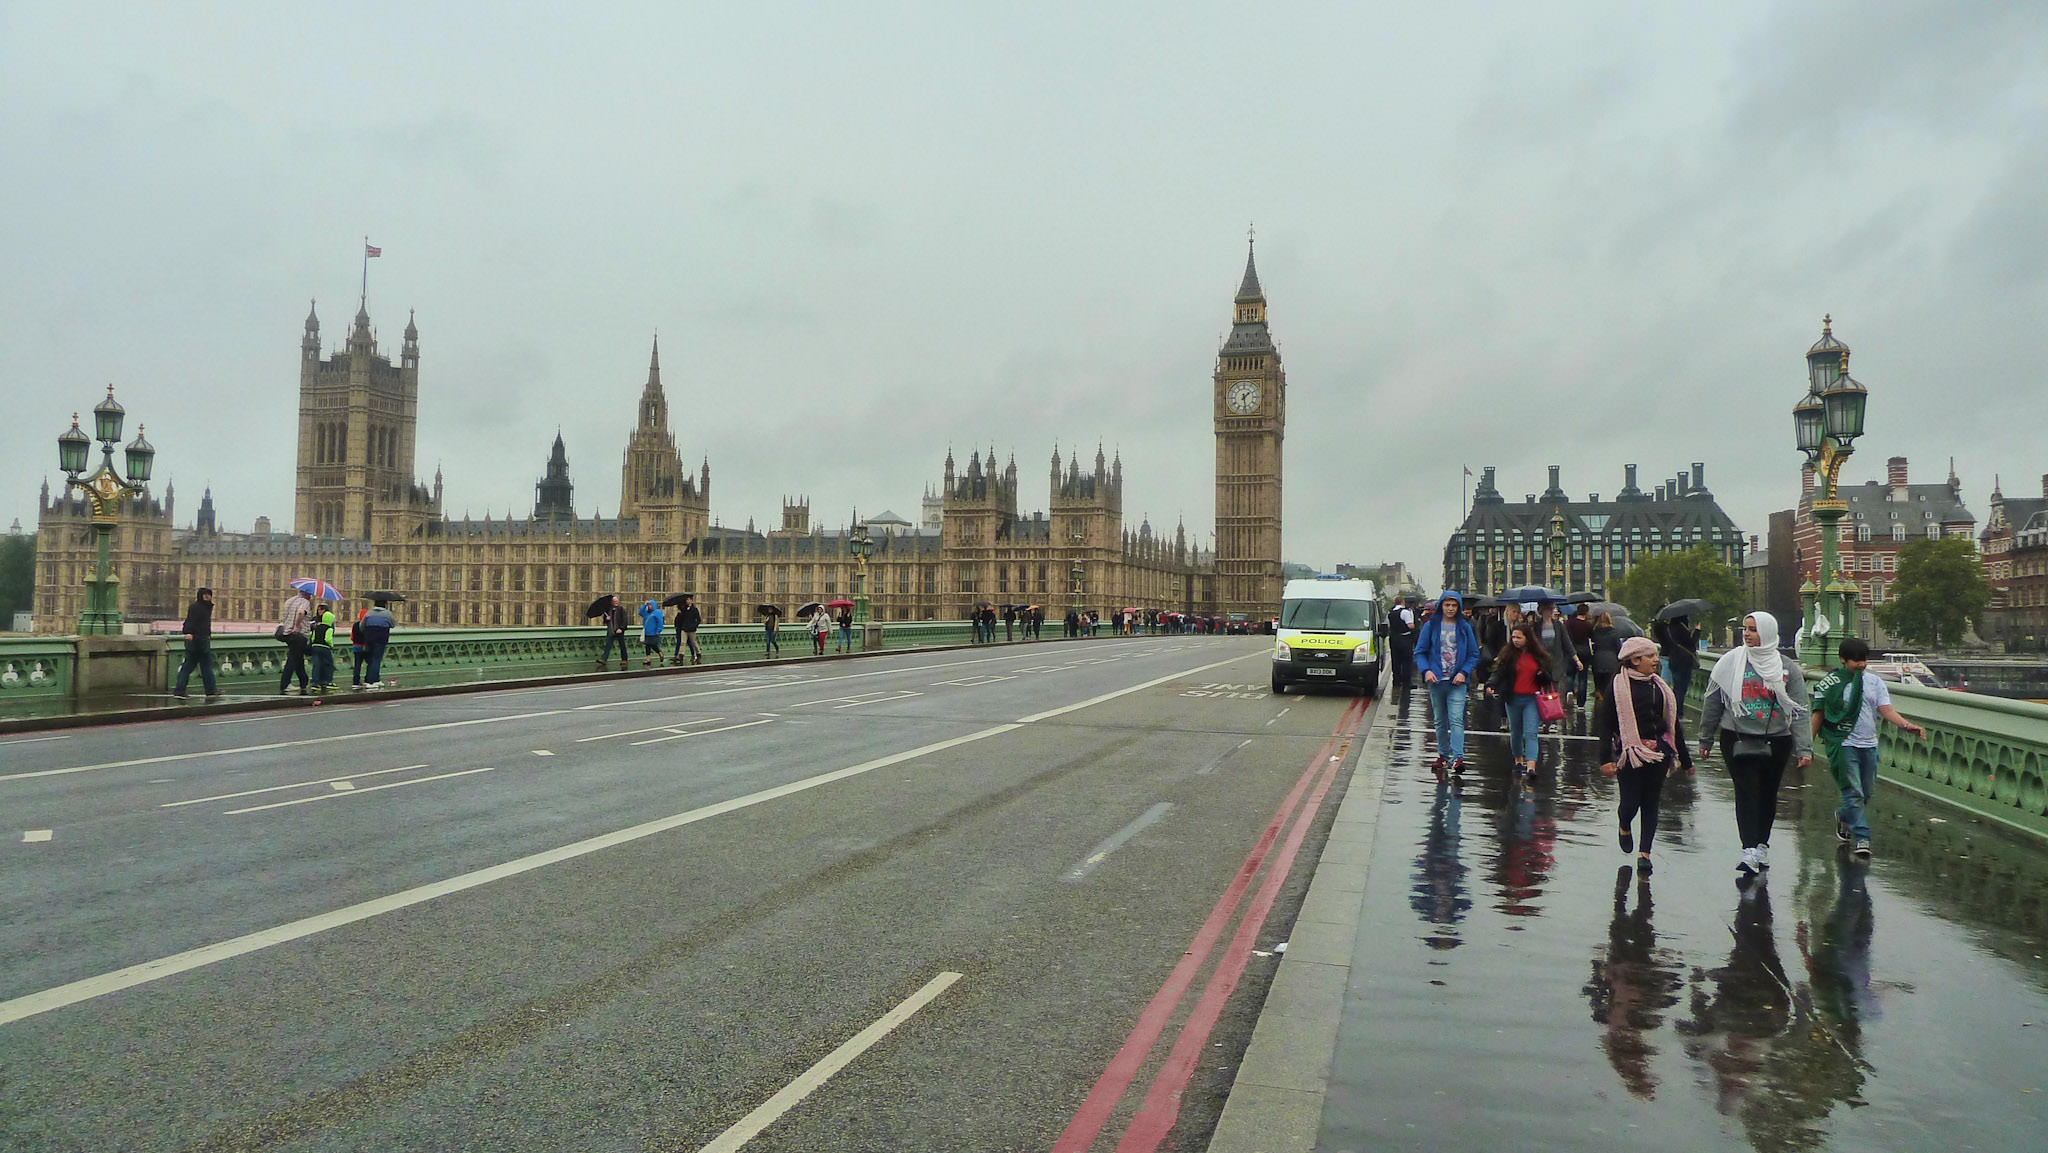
[309,605,338,694]
[1812,638,1925,857]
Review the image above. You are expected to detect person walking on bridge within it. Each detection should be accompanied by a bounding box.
[172,587,218,700]
[638,599,665,669]
[1414,590,1480,780]
[277,584,313,695]
[1598,635,1692,874]
[672,595,703,665]
[1487,620,1556,780]
[1698,611,1811,880]
[1813,638,1924,859]
[1387,599,1417,690]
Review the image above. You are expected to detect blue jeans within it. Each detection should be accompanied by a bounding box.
[1835,744,1881,840]
[1426,679,1468,761]
[1505,693,1540,764]
[174,645,216,696]
[363,641,387,684]
[600,632,630,664]
[310,647,335,687]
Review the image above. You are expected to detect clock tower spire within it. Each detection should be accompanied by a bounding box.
[1214,234,1285,623]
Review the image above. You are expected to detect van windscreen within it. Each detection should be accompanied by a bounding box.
[1281,599,1372,631]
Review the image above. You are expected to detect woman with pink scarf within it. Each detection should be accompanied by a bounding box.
[1597,635,1693,875]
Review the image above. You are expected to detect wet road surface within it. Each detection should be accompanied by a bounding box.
[1317,686,2048,1152]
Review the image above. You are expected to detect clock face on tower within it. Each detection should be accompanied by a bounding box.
[1226,380,1261,414]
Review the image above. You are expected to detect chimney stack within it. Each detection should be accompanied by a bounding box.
[1676,472,1690,497]
[2041,473,2047,501]
[1692,462,1705,491]
[1888,456,1909,488]
[1802,466,1816,496]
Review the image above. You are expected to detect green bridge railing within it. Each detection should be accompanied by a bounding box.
[0,618,1065,710]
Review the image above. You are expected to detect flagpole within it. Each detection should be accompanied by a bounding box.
[360,236,369,305]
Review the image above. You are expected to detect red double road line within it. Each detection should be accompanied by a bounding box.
[1052,694,1372,1153]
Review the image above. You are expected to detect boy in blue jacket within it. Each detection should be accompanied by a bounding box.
[1412,591,1481,778]
[639,600,665,669]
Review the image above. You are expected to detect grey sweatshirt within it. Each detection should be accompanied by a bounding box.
[1697,660,1812,757]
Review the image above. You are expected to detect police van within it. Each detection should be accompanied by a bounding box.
[1271,578,1382,695]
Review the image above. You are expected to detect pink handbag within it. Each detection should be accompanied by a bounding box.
[1536,689,1566,723]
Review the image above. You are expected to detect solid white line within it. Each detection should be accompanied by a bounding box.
[22,830,52,843]
[224,767,497,814]
[575,717,727,743]
[160,765,430,808]
[0,710,573,784]
[1015,652,1260,724]
[0,725,1020,1027]
[0,735,70,747]
[533,750,555,756]
[629,719,775,747]
[1063,803,1174,882]
[695,972,963,1153]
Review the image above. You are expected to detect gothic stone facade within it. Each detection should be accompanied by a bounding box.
[1441,463,1742,595]
[34,259,1275,629]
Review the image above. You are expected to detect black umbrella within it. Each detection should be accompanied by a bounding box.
[1562,592,1599,605]
[1501,585,1564,605]
[661,592,695,608]
[794,600,824,618]
[756,604,782,617]
[1654,598,1711,622]
[363,590,407,603]
[585,594,617,619]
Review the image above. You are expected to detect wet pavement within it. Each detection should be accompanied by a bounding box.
[1315,685,2048,1153]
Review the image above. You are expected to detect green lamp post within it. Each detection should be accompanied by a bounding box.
[848,521,874,631]
[56,386,155,634]
[1794,316,1867,668]
[1071,560,1086,616]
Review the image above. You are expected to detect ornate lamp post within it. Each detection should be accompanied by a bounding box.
[1071,561,1086,615]
[1794,316,1867,668]
[848,521,874,630]
[56,386,155,634]
[1548,512,1568,591]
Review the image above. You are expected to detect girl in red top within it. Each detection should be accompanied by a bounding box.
[1486,621,1556,779]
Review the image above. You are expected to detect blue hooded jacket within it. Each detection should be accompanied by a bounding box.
[1411,591,1481,681]
[640,601,665,638]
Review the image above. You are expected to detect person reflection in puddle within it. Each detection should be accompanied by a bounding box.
[1410,782,1471,949]
[1584,867,1683,1099]
[1799,862,1883,1046]
[1681,880,1869,1147]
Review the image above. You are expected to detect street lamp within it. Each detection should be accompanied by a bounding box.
[56,385,155,634]
[847,521,874,634]
[1794,319,1865,667]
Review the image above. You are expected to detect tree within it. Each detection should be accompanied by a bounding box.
[1609,546,1743,642]
[0,534,33,629]
[1876,537,1989,649]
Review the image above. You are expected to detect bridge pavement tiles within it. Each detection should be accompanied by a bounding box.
[1212,685,2048,1153]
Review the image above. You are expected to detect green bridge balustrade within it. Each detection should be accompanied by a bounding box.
[1689,661,2048,843]
[0,618,1050,707]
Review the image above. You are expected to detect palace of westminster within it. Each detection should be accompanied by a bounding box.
[31,246,1291,632]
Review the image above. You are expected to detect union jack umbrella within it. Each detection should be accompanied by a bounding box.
[289,577,343,602]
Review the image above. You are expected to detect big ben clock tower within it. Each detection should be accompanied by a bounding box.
[1214,237,1285,622]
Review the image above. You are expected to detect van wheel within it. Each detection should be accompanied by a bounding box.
[1360,662,1381,697]
[1271,676,1286,695]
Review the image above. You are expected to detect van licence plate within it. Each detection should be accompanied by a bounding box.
[1307,668,1336,677]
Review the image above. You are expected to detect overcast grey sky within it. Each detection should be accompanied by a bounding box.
[4,1,2044,579]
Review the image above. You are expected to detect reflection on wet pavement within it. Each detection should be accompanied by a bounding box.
[1320,686,2048,1152]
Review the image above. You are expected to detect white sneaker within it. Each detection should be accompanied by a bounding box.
[1755,844,1771,869]
[1737,847,1760,876]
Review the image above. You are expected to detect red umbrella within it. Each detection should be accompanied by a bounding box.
[825,599,855,609]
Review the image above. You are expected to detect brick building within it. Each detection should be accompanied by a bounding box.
[1794,455,1976,645]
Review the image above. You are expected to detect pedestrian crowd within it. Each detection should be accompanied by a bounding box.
[1387,590,1925,881]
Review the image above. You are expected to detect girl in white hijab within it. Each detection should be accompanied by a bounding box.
[1698,611,1813,878]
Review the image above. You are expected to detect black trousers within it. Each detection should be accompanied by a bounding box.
[278,635,309,692]
[1722,732,1794,849]
[1617,759,1670,850]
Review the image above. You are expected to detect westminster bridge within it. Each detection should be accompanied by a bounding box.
[1,629,2043,1151]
